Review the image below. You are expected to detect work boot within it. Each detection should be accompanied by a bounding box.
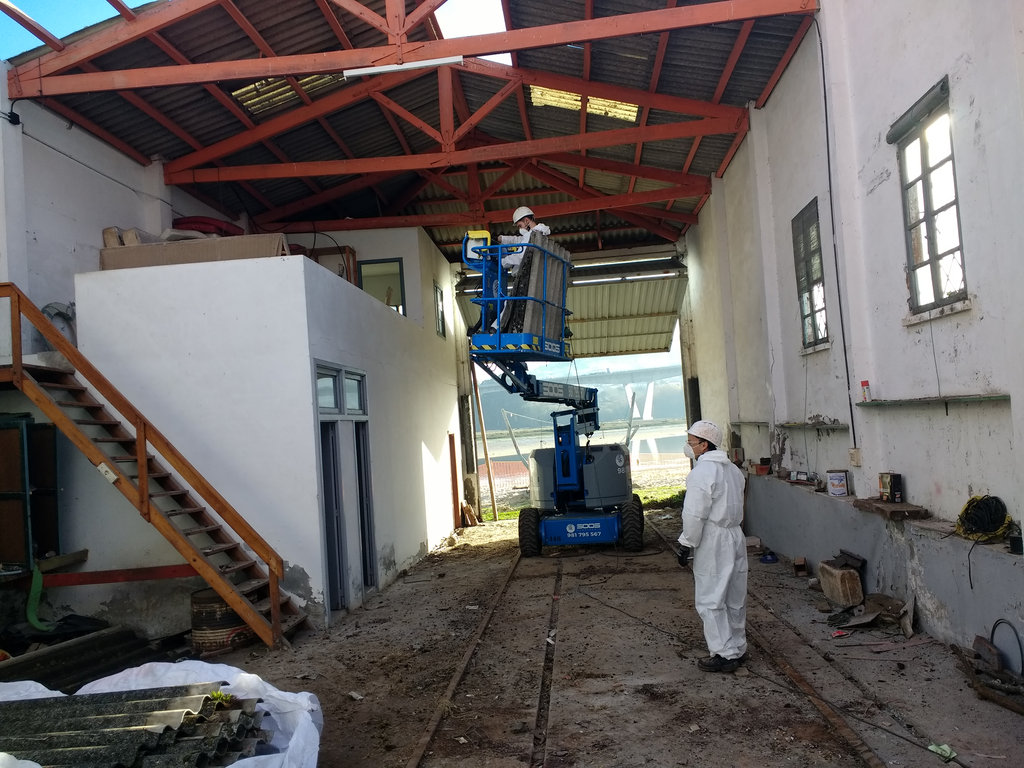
[697,654,740,673]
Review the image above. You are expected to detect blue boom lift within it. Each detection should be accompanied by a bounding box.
[463,230,644,556]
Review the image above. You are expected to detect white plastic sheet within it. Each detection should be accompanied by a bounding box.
[0,660,321,768]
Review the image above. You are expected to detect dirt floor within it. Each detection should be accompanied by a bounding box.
[217,466,1024,767]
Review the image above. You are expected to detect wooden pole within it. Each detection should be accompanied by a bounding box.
[470,362,499,521]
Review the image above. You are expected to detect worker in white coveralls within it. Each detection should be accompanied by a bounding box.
[497,206,550,277]
[677,420,749,673]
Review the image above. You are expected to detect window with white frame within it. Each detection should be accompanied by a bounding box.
[791,198,828,348]
[888,77,966,313]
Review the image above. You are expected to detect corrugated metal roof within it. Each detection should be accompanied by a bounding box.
[0,682,269,767]
[3,0,814,355]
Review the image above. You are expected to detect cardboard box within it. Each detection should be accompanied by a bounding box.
[100,233,289,270]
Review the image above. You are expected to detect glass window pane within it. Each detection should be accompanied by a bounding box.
[913,264,935,306]
[317,372,337,409]
[905,180,925,224]
[803,316,814,346]
[814,310,827,341]
[909,222,929,265]
[902,138,922,181]
[934,207,961,254]
[344,374,365,414]
[359,260,405,316]
[939,251,965,297]
[925,113,951,166]
[811,283,826,312]
[929,161,955,210]
[800,292,811,316]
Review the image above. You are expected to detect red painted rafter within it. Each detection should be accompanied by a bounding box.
[314,0,355,48]
[540,152,708,188]
[167,115,742,184]
[526,162,683,242]
[253,172,397,224]
[578,0,594,188]
[166,64,744,175]
[756,14,814,109]
[40,98,148,164]
[629,0,675,194]
[106,0,137,21]
[164,68,426,174]
[9,0,819,96]
[0,0,65,51]
[266,182,700,233]
[11,0,220,80]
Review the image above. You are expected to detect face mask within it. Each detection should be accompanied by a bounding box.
[683,443,695,460]
[519,227,529,237]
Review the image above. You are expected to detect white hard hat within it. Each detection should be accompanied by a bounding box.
[512,206,535,224]
[688,420,723,448]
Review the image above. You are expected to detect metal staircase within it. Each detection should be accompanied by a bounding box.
[1,283,305,649]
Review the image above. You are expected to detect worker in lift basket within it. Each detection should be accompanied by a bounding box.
[468,206,551,335]
[497,206,550,277]
[677,419,749,673]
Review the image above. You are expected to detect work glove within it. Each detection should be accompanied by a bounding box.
[676,546,691,568]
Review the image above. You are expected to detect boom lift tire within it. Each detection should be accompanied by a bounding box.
[620,498,645,552]
[518,507,541,557]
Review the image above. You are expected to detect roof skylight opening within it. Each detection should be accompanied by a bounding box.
[232,74,346,116]
[529,86,639,122]
[434,0,512,65]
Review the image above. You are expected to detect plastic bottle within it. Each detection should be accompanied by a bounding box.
[860,380,871,401]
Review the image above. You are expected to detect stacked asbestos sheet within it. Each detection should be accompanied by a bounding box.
[0,681,273,767]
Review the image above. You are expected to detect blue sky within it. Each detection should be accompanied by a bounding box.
[0,0,509,62]
[0,2,147,60]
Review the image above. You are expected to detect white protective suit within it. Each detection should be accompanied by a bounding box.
[677,449,748,659]
[497,223,551,276]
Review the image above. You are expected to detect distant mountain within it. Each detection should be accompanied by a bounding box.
[474,364,685,432]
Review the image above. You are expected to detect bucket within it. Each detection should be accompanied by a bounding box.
[826,470,848,497]
[191,588,257,655]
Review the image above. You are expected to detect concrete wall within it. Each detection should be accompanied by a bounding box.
[0,72,466,635]
[746,476,1024,646]
[690,0,1024,647]
[699,1,1024,519]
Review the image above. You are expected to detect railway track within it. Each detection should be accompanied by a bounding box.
[398,519,920,768]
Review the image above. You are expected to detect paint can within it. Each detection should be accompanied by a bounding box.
[879,472,903,503]
[191,587,257,655]
[826,470,848,497]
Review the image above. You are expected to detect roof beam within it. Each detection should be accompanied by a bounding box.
[9,0,818,96]
[8,0,221,80]
[266,183,700,233]
[524,162,682,242]
[0,0,65,51]
[165,65,742,174]
[166,115,742,183]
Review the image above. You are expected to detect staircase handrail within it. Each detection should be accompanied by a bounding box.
[1,282,285,583]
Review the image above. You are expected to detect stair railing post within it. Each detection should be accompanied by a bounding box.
[135,419,151,521]
[269,570,283,647]
[9,288,23,386]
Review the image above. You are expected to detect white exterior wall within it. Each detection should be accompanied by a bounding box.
[72,245,461,634]
[695,0,1024,643]
[1,76,466,635]
[697,1,1024,520]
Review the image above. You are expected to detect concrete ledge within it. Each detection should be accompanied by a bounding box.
[744,474,1024,647]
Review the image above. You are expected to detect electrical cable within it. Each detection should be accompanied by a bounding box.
[989,618,1024,676]
[813,17,858,449]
